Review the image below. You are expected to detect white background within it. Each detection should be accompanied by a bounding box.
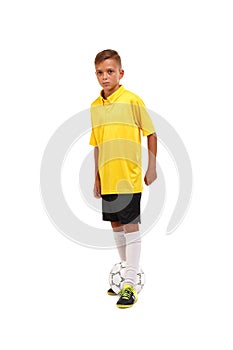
[1,0,233,349]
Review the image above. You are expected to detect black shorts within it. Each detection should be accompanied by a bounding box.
[102,193,141,225]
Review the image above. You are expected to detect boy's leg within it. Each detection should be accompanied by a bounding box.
[111,221,126,262]
[124,223,139,233]
[123,223,141,288]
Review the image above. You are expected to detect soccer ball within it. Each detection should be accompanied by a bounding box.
[109,261,145,294]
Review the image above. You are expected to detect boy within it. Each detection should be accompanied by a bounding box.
[89,49,157,308]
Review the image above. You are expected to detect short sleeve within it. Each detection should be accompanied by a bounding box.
[140,106,156,136]
[134,98,156,136]
[89,129,97,146]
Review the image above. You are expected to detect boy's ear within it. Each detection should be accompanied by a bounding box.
[120,69,124,79]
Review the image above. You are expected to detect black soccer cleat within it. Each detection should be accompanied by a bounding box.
[116,284,138,308]
[107,288,117,296]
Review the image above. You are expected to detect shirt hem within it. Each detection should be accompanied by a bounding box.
[101,189,143,195]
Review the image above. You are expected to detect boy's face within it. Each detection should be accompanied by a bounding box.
[95,58,124,98]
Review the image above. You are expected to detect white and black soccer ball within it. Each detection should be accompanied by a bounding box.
[109,261,145,294]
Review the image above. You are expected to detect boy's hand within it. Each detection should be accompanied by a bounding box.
[144,167,157,186]
[93,177,101,198]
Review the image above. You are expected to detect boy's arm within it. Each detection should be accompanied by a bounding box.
[94,146,101,198]
[144,133,157,186]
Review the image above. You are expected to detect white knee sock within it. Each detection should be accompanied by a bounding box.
[113,231,126,262]
[124,231,141,288]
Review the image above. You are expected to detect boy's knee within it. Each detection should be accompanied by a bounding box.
[111,221,124,232]
[124,223,139,233]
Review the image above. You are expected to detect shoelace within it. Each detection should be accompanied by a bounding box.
[121,288,132,300]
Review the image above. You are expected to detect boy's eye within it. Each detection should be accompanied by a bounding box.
[96,69,115,76]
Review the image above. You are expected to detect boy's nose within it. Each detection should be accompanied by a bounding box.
[103,72,108,80]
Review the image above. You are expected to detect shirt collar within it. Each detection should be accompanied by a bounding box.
[100,85,125,104]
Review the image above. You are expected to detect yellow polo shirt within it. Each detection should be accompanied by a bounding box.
[89,85,155,194]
